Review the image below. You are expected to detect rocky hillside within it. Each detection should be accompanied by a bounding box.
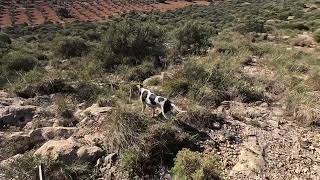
[1,0,320,179]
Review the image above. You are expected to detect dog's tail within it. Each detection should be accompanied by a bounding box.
[171,104,187,113]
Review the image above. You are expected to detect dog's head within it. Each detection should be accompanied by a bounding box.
[135,84,143,95]
[136,84,143,90]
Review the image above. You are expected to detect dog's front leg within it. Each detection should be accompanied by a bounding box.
[152,108,155,117]
[141,103,146,114]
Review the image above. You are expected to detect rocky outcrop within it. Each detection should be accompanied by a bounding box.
[29,127,78,142]
[77,146,104,163]
[0,154,23,167]
[231,134,265,177]
[35,139,80,163]
[293,33,316,48]
[74,103,112,119]
[0,104,36,128]
[35,138,104,164]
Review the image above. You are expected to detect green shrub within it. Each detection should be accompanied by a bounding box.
[313,29,320,43]
[0,32,11,44]
[73,82,102,102]
[98,21,165,69]
[175,21,211,55]
[125,61,157,82]
[163,79,190,97]
[84,29,101,41]
[181,62,209,82]
[3,51,37,72]
[240,16,266,33]
[121,148,146,178]
[55,36,89,58]
[188,85,225,107]
[172,149,221,180]
[57,7,73,18]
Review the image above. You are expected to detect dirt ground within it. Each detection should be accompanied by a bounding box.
[0,0,210,27]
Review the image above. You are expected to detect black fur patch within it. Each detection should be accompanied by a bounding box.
[149,94,157,105]
[141,91,148,102]
[158,97,164,102]
[163,100,172,114]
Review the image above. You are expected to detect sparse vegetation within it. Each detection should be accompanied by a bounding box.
[314,29,320,43]
[0,153,92,180]
[1,0,320,179]
[172,149,221,180]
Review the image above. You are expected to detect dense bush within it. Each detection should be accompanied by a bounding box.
[57,7,73,18]
[97,21,165,69]
[55,36,89,58]
[175,21,211,55]
[2,51,37,72]
[0,32,12,44]
[163,79,190,97]
[126,62,157,82]
[172,149,221,180]
[239,16,267,33]
[121,148,146,178]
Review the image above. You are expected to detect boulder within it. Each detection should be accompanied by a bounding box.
[0,154,23,167]
[287,16,295,20]
[0,105,36,128]
[74,103,112,119]
[29,127,78,142]
[83,133,104,146]
[35,138,104,164]
[293,34,316,47]
[77,146,104,163]
[34,139,80,163]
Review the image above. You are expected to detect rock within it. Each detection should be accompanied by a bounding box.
[77,146,104,163]
[104,153,117,168]
[0,105,36,128]
[287,16,295,20]
[283,36,290,40]
[83,133,104,146]
[267,34,276,41]
[35,139,80,163]
[293,34,316,47]
[231,136,265,175]
[0,154,23,167]
[0,91,9,98]
[242,56,257,66]
[29,127,78,142]
[74,103,112,119]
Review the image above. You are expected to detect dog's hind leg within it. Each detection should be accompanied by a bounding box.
[161,106,169,119]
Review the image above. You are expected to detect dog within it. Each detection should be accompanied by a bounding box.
[137,84,186,119]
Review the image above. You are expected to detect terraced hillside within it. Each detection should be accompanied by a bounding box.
[0,0,210,27]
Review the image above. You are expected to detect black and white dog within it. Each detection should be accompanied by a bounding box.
[138,84,186,119]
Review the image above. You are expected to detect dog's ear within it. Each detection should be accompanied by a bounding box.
[137,84,143,89]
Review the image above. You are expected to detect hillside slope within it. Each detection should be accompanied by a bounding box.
[1,0,320,179]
